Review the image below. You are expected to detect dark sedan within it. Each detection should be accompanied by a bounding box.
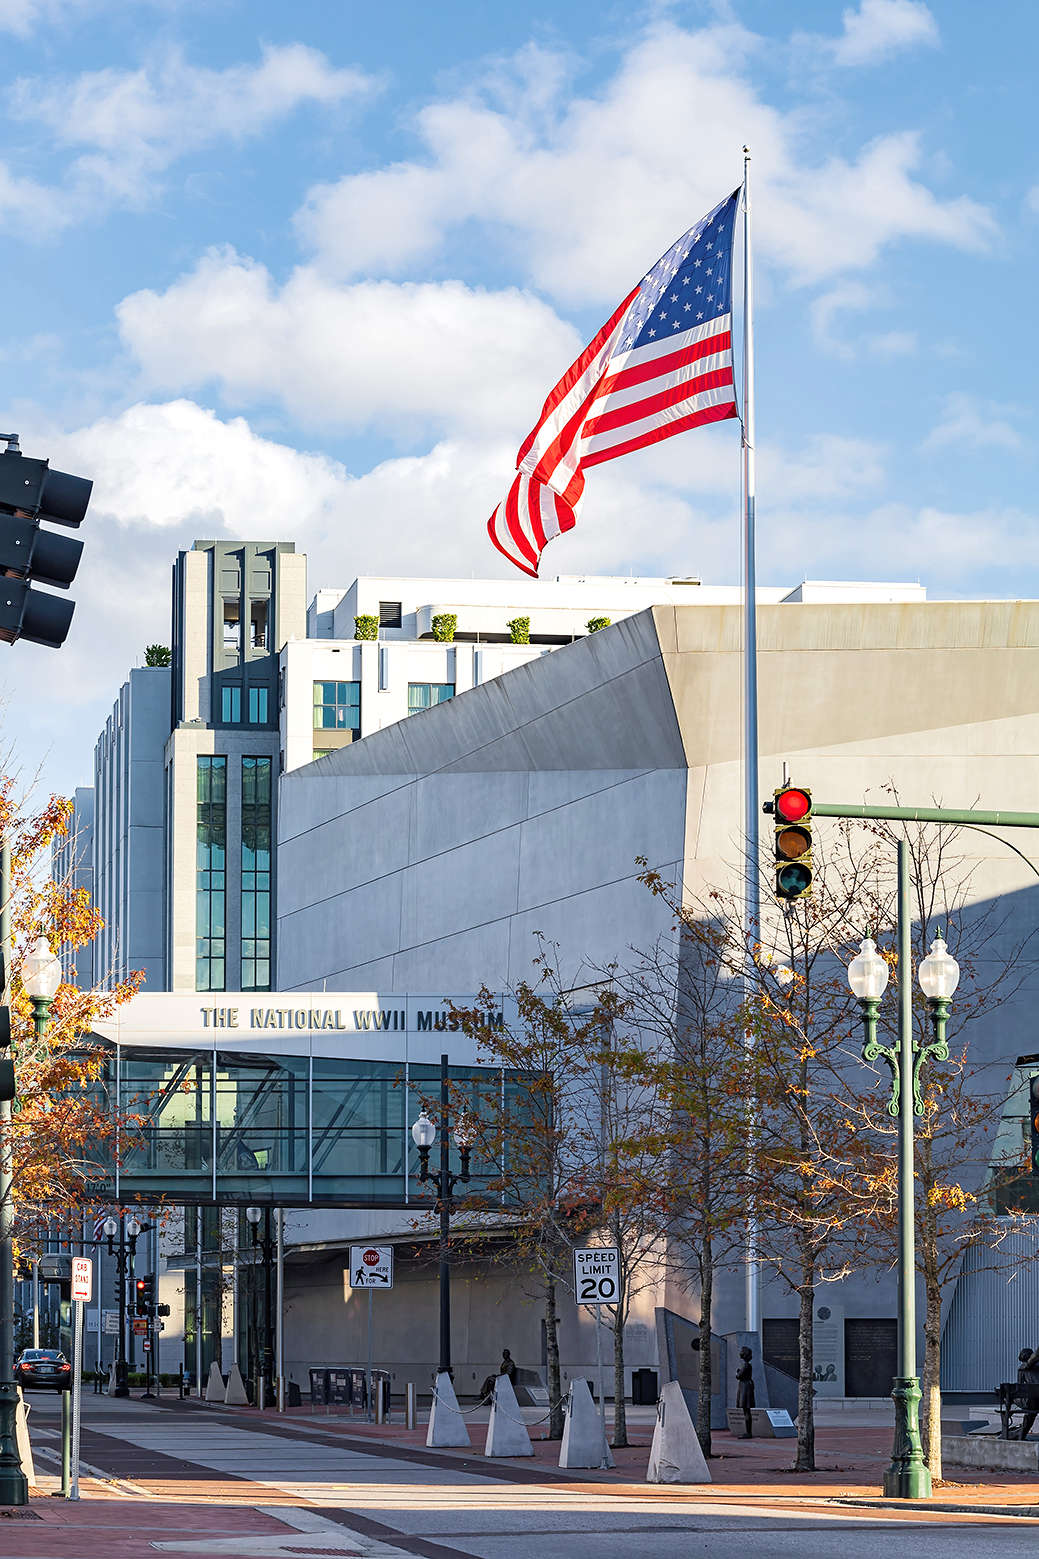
[14,1348,72,1391]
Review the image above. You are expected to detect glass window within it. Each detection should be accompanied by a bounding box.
[196,757,226,991]
[250,600,268,650]
[378,601,402,628]
[221,686,241,723]
[222,601,240,655]
[248,686,268,724]
[241,757,271,992]
[313,681,360,732]
[407,683,455,716]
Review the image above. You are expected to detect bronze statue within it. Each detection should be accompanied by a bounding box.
[735,1344,755,1439]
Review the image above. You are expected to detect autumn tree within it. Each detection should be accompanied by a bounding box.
[3,781,142,1247]
[836,815,1039,1481]
[451,949,626,1439]
[606,904,753,1458]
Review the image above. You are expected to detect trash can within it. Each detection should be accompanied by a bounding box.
[631,1368,658,1405]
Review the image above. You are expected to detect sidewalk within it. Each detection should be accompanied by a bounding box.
[180,1395,1039,1510]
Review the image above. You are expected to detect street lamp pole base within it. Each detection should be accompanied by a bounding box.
[883,1376,931,1500]
[0,1383,29,1506]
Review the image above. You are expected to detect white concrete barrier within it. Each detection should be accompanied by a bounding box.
[484,1374,534,1458]
[559,1377,614,1469]
[647,1381,711,1484]
[224,1363,249,1406]
[426,1370,471,1448]
[204,1360,226,1402]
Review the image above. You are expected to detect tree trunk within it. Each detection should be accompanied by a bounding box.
[920,1193,943,1481]
[795,1258,816,1472]
[545,1277,564,1439]
[612,1310,627,1447]
[696,1234,713,1457]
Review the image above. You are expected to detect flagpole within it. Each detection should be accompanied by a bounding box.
[741,145,761,1341]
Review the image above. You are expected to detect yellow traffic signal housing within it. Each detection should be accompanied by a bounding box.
[774,785,813,899]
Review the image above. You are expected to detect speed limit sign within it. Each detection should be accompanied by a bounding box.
[573,1246,619,1306]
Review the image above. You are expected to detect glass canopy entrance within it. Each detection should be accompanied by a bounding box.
[84,991,519,1207]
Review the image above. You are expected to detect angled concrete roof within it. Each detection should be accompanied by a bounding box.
[290,600,1039,783]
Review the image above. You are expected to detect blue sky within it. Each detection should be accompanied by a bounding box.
[1,0,1036,793]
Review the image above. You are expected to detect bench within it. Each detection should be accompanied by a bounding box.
[997,1382,1039,1440]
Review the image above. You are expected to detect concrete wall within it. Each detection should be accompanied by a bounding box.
[92,667,171,992]
[274,598,1039,1364]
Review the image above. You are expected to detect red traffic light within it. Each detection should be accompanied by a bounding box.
[775,788,811,824]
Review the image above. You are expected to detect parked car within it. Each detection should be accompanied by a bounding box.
[14,1348,72,1391]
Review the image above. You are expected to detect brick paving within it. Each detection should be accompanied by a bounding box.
[5,1391,1039,1557]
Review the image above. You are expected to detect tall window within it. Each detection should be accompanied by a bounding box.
[248,686,268,724]
[407,683,455,716]
[222,686,241,723]
[313,680,360,734]
[241,757,271,992]
[196,757,226,991]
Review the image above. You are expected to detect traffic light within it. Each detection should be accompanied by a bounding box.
[773,785,813,900]
[0,434,92,649]
[1030,1075,1039,1177]
[0,1006,12,1102]
[135,1274,155,1314]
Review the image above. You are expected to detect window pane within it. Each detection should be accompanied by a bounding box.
[241,757,272,993]
[196,757,227,992]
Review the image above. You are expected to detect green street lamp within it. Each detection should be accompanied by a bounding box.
[22,936,61,1036]
[848,850,959,1501]
[0,934,61,1506]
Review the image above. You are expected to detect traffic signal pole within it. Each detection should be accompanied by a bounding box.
[776,791,1039,1498]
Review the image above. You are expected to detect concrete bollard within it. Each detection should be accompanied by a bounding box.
[559,1378,614,1469]
[426,1370,471,1448]
[646,1381,711,1484]
[484,1373,534,1458]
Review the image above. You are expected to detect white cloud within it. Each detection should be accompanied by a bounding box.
[115,249,582,438]
[0,44,372,232]
[832,1,939,67]
[922,393,1026,452]
[295,22,990,302]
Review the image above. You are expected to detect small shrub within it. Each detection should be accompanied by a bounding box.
[507,616,530,644]
[586,617,611,634]
[353,615,379,640]
[145,644,171,666]
[431,613,457,643]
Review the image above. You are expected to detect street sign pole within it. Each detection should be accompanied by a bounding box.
[70,1299,83,1499]
[594,1306,608,1469]
[367,1290,373,1424]
[69,1257,91,1500]
[572,1247,619,1468]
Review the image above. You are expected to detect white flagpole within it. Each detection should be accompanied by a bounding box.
[741,145,761,1340]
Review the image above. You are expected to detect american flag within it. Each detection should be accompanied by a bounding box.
[488,190,741,578]
[92,1213,108,1242]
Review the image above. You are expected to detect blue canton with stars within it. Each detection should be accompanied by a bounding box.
[621,190,740,354]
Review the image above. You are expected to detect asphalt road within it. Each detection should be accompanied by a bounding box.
[20,1391,1039,1559]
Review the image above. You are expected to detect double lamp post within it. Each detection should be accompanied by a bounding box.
[847,839,960,1500]
[411,1054,475,1383]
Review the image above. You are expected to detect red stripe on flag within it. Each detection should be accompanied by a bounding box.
[583,367,735,438]
[582,399,739,467]
[601,330,732,398]
[516,289,639,466]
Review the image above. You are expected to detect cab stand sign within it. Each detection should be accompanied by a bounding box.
[349,1246,394,1289]
[573,1246,619,1306]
